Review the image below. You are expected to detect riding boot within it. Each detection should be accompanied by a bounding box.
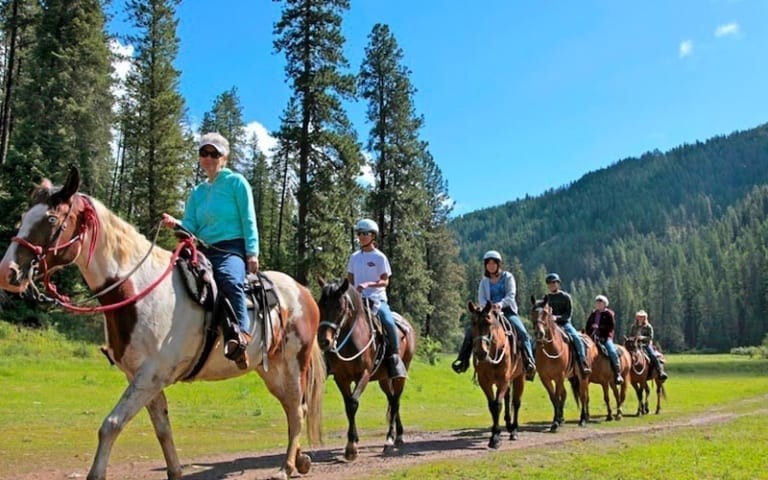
[577,348,591,376]
[523,348,536,382]
[611,357,624,384]
[452,332,472,374]
[386,354,407,379]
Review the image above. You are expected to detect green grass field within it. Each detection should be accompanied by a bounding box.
[0,323,767,478]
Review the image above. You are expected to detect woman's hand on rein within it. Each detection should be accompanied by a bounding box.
[160,213,178,228]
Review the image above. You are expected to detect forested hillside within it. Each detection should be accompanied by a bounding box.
[451,124,768,353]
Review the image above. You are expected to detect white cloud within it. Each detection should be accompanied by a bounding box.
[679,40,693,58]
[714,22,740,38]
[244,121,277,155]
[358,161,375,188]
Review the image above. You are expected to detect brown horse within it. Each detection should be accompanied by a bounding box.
[467,301,526,448]
[587,340,630,421]
[0,167,324,480]
[624,336,667,415]
[316,278,416,461]
[530,295,593,429]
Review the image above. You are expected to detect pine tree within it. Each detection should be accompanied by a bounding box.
[120,0,191,240]
[199,87,247,174]
[274,0,363,285]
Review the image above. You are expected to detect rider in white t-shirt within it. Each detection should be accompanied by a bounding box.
[346,218,406,379]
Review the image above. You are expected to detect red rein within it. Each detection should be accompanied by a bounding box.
[12,195,194,313]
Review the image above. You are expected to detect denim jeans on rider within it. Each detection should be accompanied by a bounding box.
[204,239,249,333]
[376,301,400,352]
[560,321,587,360]
[507,313,535,362]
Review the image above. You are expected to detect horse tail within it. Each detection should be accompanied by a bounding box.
[305,339,326,446]
[569,376,581,408]
[658,382,667,400]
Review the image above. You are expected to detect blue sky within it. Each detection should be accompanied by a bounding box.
[109,1,768,216]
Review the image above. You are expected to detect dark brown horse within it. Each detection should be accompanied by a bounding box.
[467,301,526,448]
[588,340,630,421]
[624,336,667,415]
[316,278,416,461]
[530,295,593,429]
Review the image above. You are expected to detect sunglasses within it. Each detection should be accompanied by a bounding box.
[356,231,373,236]
[198,148,222,159]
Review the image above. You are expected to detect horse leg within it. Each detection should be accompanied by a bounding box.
[633,382,644,416]
[578,379,590,427]
[336,378,360,461]
[509,377,523,441]
[616,380,626,420]
[603,384,613,421]
[259,365,309,479]
[379,378,405,451]
[145,391,182,480]
[554,379,566,427]
[655,381,664,414]
[544,380,560,432]
[87,373,167,480]
[482,381,502,449]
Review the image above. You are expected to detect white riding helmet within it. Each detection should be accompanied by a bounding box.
[355,218,379,234]
[483,250,502,262]
[595,294,609,306]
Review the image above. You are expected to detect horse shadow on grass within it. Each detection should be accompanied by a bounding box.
[169,428,493,479]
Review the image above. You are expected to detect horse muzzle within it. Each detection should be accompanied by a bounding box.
[0,259,30,293]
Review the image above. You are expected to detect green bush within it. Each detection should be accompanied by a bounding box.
[416,335,443,365]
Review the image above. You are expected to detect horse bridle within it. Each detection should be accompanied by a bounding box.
[473,311,508,365]
[11,194,100,302]
[319,291,376,360]
[11,194,194,313]
[533,305,565,359]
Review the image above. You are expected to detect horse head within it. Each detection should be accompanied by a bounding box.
[623,335,641,352]
[0,166,97,294]
[530,295,553,342]
[316,277,354,352]
[467,301,502,362]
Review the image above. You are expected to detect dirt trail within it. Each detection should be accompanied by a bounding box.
[7,408,757,480]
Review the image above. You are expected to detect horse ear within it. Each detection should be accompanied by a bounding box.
[530,295,536,306]
[340,278,349,292]
[58,166,81,203]
[482,302,493,313]
[467,301,476,313]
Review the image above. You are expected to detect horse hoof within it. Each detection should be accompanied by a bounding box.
[344,445,358,461]
[606,416,613,422]
[488,436,501,449]
[549,423,559,433]
[296,453,312,474]
[269,471,289,480]
[395,436,404,447]
[510,432,519,441]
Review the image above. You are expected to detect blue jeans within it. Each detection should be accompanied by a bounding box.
[506,313,534,363]
[560,322,587,362]
[205,239,249,333]
[603,338,619,366]
[376,301,399,353]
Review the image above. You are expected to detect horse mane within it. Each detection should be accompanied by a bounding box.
[89,197,171,267]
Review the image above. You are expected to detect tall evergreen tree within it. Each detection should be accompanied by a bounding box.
[120,0,190,239]
[274,0,363,285]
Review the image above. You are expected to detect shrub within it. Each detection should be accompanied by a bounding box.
[416,335,443,365]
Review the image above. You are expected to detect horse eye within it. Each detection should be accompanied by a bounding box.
[47,216,58,225]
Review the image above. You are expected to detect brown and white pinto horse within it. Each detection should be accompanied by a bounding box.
[530,295,593,431]
[467,301,526,448]
[624,336,666,415]
[0,167,325,480]
[316,278,416,461]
